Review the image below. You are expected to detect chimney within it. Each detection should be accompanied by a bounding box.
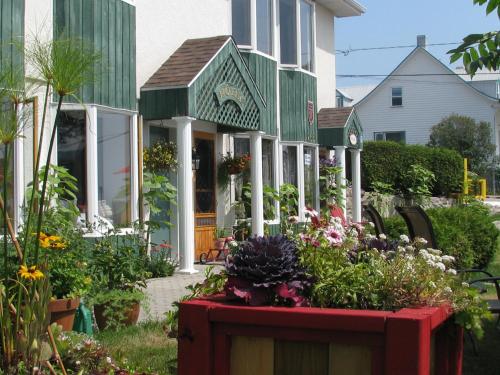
[417,35,426,49]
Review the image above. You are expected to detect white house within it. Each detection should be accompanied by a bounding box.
[351,36,500,149]
[3,0,365,273]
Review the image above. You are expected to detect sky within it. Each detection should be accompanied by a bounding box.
[335,0,500,88]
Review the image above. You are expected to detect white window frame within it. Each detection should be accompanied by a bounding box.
[231,133,280,224]
[54,103,139,235]
[373,131,406,143]
[277,0,316,74]
[391,87,403,107]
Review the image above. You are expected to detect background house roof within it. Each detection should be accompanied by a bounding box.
[142,35,230,89]
[316,0,366,17]
[337,85,376,105]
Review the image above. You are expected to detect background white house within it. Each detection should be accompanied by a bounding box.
[342,36,500,148]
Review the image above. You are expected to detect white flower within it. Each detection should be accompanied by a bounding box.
[288,215,299,224]
[462,282,470,288]
[397,246,406,253]
[405,245,415,252]
[428,249,442,256]
[416,237,428,245]
[229,240,238,247]
[75,361,81,366]
[447,269,457,275]
[435,262,446,271]
[443,287,452,294]
[428,281,436,288]
[304,207,319,217]
[366,233,375,240]
[106,357,112,364]
[441,255,455,263]
[286,229,294,237]
[378,233,387,240]
[368,222,375,228]
[399,234,410,243]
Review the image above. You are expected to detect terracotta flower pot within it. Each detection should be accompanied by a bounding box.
[215,238,226,250]
[48,297,80,331]
[94,301,140,331]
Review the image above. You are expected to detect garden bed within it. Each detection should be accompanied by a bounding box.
[178,298,463,375]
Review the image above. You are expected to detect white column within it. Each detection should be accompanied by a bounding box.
[297,143,305,220]
[130,114,139,223]
[350,148,362,222]
[87,106,98,227]
[250,131,264,236]
[175,116,197,274]
[334,146,347,216]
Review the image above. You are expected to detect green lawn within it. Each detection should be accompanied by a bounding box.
[96,321,177,375]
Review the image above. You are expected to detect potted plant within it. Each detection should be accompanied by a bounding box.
[26,166,93,331]
[217,153,251,191]
[213,227,229,250]
[177,208,489,375]
[88,230,150,330]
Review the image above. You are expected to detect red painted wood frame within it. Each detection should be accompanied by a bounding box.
[178,297,463,375]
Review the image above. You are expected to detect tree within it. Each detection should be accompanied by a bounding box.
[428,115,496,175]
[448,0,500,76]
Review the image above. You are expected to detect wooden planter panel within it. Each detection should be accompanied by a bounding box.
[178,298,463,375]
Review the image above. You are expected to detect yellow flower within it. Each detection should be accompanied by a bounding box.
[18,265,44,281]
[39,233,67,250]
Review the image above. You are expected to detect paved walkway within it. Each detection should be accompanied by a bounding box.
[138,264,222,322]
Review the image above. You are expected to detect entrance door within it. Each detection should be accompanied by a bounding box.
[194,132,216,261]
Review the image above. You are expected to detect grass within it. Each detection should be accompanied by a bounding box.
[96,321,177,375]
[463,319,500,375]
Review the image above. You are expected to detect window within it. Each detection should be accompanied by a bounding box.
[336,95,344,108]
[391,87,403,106]
[300,0,313,71]
[279,0,297,65]
[232,0,252,46]
[282,145,297,185]
[374,131,406,144]
[303,146,316,208]
[97,113,131,226]
[257,0,273,55]
[57,111,87,214]
[262,139,274,187]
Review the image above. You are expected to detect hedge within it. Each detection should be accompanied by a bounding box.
[361,141,463,196]
[383,204,498,269]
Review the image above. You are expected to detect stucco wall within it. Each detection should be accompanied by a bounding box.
[315,3,335,110]
[135,0,231,97]
[356,48,499,149]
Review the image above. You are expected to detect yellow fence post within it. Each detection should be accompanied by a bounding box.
[463,158,469,195]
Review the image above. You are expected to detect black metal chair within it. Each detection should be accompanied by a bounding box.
[395,206,438,249]
[362,204,385,236]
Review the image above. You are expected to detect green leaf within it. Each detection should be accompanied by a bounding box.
[450,52,463,63]
[486,39,497,51]
[478,43,489,57]
[469,47,479,61]
[463,51,472,68]
[486,0,498,14]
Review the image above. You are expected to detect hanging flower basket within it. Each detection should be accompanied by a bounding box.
[217,153,251,191]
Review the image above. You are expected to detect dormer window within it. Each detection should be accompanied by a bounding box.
[232,0,252,47]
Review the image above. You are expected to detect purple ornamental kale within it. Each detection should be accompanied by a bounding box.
[225,235,312,306]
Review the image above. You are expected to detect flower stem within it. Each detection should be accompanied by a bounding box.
[33,94,64,264]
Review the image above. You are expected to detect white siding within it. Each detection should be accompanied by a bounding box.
[135,0,231,95]
[315,3,336,109]
[356,48,499,149]
[469,80,499,99]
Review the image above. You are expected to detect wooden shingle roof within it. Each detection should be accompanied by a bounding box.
[318,107,354,128]
[142,35,231,89]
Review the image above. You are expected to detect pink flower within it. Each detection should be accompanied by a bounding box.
[304,206,319,217]
[325,226,343,246]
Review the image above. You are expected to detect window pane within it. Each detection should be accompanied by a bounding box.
[374,132,385,141]
[385,132,405,143]
[300,0,313,71]
[279,0,297,64]
[232,0,251,46]
[262,139,274,187]
[392,87,403,106]
[98,113,131,226]
[304,147,316,208]
[257,0,273,55]
[57,111,87,214]
[282,145,297,186]
[392,87,402,96]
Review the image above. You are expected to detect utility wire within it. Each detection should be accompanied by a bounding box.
[336,42,460,56]
[337,72,499,78]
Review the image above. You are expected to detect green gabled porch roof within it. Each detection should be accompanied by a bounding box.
[140,35,266,132]
[317,107,363,149]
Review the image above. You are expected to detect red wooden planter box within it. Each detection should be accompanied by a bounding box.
[178,297,463,375]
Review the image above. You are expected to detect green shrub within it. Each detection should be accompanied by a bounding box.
[361,141,462,196]
[383,204,498,269]
[427,204,498,269]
